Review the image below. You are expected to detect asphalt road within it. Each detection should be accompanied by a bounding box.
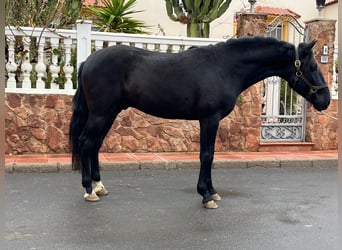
[5,167,337,250]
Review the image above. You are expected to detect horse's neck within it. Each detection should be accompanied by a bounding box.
[223,41,296,93]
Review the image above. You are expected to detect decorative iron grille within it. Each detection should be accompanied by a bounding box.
[261,15,307,142]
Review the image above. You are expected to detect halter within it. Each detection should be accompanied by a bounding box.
[293,47,328,99]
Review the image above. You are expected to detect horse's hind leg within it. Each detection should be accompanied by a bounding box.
[90,113,119,197]
[91,149,109,197]
[79,114,115,201]
[198,115,221,209]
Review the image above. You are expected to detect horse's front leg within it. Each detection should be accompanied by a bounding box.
[197,116,222,209]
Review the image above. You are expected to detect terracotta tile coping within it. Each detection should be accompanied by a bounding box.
[5,150,338,165]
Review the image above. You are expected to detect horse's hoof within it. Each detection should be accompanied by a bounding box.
[84,191,100,202]
[211,193,221,201]
[95,187,109,196]
[94,181,109,196]
[203,200,218,209]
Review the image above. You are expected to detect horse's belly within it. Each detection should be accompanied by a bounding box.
[129,94,230,120]
[131,102,200,120]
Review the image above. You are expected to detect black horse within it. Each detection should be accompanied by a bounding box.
[70,36,330,209]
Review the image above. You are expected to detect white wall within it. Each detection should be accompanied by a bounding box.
[134,0,250,38]
[324,4,338,45]
[134,0,337,43]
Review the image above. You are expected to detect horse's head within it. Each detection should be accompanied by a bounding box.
[288,40,330,111]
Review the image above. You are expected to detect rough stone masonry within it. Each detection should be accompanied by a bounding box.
[5,88,262,154]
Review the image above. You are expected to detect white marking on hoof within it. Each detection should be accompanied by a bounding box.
[211,193,222,201]
[203,200,218,209]
[84,190,100,202]
[94,181,109,196]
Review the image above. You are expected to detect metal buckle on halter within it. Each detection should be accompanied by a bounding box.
[294,59,301,68]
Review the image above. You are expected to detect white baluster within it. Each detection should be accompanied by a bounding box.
[49,37,60,89]
[21,36,32,89]
[35,37,46,89]
[159,44,168,53]
[146,43,155,51]
[171,45,181,53]
[6,36,18,89]
[135,43,144,49]
[94,40,103,51]
[108,41,116,47]
[63,38,74,90]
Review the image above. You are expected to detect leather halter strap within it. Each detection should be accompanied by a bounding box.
[293,47,328,99]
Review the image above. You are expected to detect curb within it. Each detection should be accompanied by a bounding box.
[5,158,338,173]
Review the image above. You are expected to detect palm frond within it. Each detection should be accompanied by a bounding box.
[87,0,149,34]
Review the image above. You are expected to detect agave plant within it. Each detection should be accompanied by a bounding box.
[87,0,149,34]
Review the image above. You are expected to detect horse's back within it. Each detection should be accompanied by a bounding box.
[80,44,236,120]
[83,45,147,74]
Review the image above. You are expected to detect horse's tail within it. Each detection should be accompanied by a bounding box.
[69,61,88,171]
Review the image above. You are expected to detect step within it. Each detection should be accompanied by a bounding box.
[259,142,314,152]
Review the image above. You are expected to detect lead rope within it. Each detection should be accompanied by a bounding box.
[319,111,338,120]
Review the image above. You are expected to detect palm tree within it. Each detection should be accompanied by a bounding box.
[87,0,149,34]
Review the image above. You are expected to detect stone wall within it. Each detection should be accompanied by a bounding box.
[5,15,338,155]
[306,100,338,150]
[5,94,72,154]
[236,13,267,38]
[5,89,262,155]
[304,19,338,150]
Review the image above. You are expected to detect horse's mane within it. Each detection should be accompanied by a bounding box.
[188,36,292,56]
[224,36,290,49]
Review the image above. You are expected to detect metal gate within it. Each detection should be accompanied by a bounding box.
[261,15,309,142]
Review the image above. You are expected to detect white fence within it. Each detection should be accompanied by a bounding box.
[331,46,338,99]
[5,21,224,95]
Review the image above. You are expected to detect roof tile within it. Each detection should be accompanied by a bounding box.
[255,6,301,18]
[83,0,105,7]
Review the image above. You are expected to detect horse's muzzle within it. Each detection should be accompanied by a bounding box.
[312,98,330,111]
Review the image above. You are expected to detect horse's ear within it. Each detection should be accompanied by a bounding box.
[300,40,317,56]
[305,40,317,52]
